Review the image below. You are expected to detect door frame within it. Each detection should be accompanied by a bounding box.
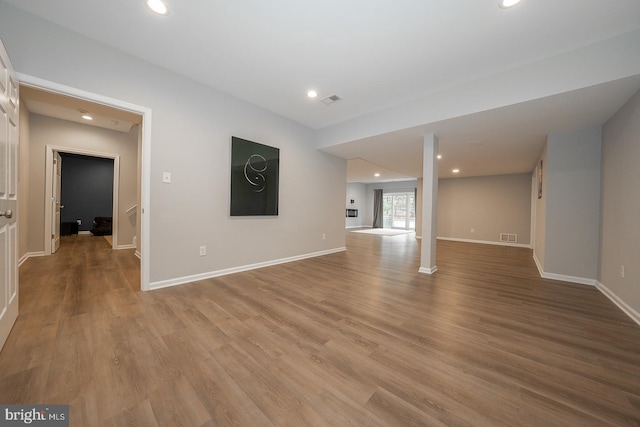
[45,146,121,251]
[19,73,152,291]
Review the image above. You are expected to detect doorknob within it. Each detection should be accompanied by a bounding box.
[0,210,12,219]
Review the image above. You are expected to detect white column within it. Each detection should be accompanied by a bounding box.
[419,134,438,274]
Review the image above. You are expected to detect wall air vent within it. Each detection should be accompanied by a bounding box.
[500,233,518,243]
[321,94,342,105]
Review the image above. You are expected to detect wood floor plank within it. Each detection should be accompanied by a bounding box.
[2,233,640,426]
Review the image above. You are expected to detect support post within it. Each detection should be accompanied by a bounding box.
[419,134,438,274]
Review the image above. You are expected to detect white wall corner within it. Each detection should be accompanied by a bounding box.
[532,253,544,277]
[596,281,640,327]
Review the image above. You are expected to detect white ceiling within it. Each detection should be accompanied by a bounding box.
[7,0,640,181]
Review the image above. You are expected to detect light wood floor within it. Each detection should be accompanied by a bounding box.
[2,232,640,426]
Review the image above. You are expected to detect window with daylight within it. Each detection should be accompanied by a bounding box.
[383,192,416,230]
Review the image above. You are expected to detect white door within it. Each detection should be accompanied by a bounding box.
[51,152,62,253]
[0,40,20,352]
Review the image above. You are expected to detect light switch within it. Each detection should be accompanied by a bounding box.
[162,172,171,183]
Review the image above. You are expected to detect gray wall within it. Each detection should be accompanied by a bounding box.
[600,89,640,317]
[1,3,346,286]
[27,114,139,249]
[345,183,366,228]
[544,127,602,281]
[60,153,114,232]
[438,174,531,245]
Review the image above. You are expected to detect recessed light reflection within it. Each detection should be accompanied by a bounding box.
[499,0,523,8]
[147,0,168,15]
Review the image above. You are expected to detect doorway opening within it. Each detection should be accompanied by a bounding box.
[18,74,151,291]
[46,148,120,254]
[383,192,416,230]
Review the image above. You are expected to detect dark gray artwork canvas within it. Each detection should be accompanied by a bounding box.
[230,136,279,216]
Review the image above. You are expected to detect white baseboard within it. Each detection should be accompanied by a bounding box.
[418,266,437,274]
[115,244,136,250]
[541,272,596,286]
[533,253,544,277]
[437,236,531,249]
[149,247,347,291]
[78,231,92,235]
[532,253,596,286]
[596,281,640,326]
[18,251,46,267]
[346,225,372,229]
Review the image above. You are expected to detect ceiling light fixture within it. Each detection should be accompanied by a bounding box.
[147,0,168,15]
[307,90,318,98]
[499,0,523,8]
[452,169,460,174]
[374,173,380,177]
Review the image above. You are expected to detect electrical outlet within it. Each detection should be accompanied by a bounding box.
[199,246,206,256]
[76,219,82,225]
[620,265,625,278]
[162,172,171,183]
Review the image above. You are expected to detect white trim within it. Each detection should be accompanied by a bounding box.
[540,272,596,286]
[78,230,92,235]
[125,204,137,214]
[533,253,597,286]
[115,243,136,250]
[596,281,640,326]
[18,73,152,291]
[149,247,347,291]
[418,266,437,274]
[18,252,46,267]
[533,253,544,277]
[437,236,531,249]
[135,251,141,259]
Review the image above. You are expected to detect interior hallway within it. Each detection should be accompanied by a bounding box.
[1,233,640,426]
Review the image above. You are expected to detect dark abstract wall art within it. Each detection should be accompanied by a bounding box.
[230,136,279,216]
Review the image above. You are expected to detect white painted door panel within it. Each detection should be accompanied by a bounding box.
[0,40,19,352]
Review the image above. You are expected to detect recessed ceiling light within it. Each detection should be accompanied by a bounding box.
[147,0,168,15]
[437,154,442,160]
[374,173,380,177]
[499,0,523,8]
[452,169,460,174]
[307,90,318,98]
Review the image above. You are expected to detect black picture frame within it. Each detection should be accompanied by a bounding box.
[230,136,279,216]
